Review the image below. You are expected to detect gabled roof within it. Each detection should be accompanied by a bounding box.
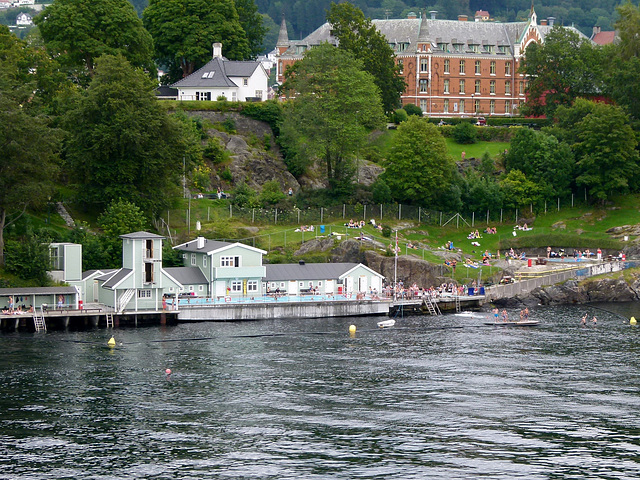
[591,31,617,45]
[264,262,382,281]
[172,56,261,89]
[101,268,133,289]
[120,231,164,240]
[164,267,208,285]
[174,238,266,255]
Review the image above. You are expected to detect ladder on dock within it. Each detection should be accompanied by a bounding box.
[422,296,441,316]
[455,295,461,313]
[106,312,114,328]
[33,308,46,332]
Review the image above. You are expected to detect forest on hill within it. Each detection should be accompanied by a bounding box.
[0,0,627,52]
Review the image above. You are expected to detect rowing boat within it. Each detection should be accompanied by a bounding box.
[377,319,396,328]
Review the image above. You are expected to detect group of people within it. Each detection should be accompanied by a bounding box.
[295,225,314,232]
[484,227,497,234]
[581,314,597,326]
[2,296,34,315]
[467,230,482,240]
[346,219,366,229]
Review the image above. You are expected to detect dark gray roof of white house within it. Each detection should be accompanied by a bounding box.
[102,268,133,289]
[172,57,261,89]
[264,263,361,281]
[164,267,208,285]
[174,238,234,253]
[0,287,78,296]
[120,231,165,240]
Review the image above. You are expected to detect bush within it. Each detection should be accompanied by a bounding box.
[404,104,422,116]
[220,167,233,182]
[203,137,226,164]
[258,180,286,206]
[222,118,236,133]
[392,108,408,124]
[371,178,392,203]
[381,225,392,238]
[232,182,259,207]
[453,121,477,144]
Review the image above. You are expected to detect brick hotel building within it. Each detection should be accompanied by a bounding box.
[275,9,589,117]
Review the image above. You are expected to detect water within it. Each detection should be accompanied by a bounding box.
[1,304,640,479]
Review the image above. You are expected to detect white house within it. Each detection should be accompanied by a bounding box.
[172,43,269,102]
[16,12,32,25]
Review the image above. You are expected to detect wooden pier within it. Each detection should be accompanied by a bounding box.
[0,308,179,332]
[390,295,485,316]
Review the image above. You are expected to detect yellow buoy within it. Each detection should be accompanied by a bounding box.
[107,336,116,348]
[630,317,637,325]
[349,325,356,334]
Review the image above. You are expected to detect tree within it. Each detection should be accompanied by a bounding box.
[62,55,201,216]
[453,121,477,144]
[382,116,456,207]
[0,27,62,266]
[327,2,406,113]
[5,235,53,285]
[34,0,154,81]
[143,0,251,81]
[280,43,385,193]
[98,199,148,237]
[234,0,266,58]
[615,2,640,60]
[499,170,543,210]
[505,128,574,199]
[519,26,604,117]
[572,102,640,203]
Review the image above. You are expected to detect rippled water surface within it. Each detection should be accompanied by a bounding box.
[2,305,640,479]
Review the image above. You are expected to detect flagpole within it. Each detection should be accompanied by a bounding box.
[394,230,398,301]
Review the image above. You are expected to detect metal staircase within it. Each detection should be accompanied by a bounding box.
[117,289,135,313]
[422,296,441,316]
[33,307,46,332]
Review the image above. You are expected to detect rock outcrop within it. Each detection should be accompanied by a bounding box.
[530,273,640,305]
[185,111,300,193]
[364,250,445,286]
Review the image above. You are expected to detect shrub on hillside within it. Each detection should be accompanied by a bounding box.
[392,108,408,124]
[453,121,477,144]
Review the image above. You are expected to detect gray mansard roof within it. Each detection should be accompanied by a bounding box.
[281,15,589,57]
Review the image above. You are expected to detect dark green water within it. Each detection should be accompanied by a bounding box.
[1,304,640,479]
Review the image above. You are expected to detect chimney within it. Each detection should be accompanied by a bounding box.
[196,236,205,249]
[540,19,547,26]
[212,42,222,58]
[429,10,437,20]
[458,15,468,21]
[407,11,416,19]
[548,17,555,26]
[593,25,601,35]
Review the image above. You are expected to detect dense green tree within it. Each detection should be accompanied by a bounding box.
[0,27,62,266]
[499,170,543,210]
[258,180,286,206]
[505,128,574,199]
[570,101,640,203]
[460,170,504,214]
[234,0,266,58]
[143,0,251,81]
[280,43,385,193]
[519,26,604,117]
[5,235,53,285]
[453,121,477,144]
[35,0,154,81]
[62,55,200,216]
[327,2,406,113]
[615,2,640,60]
[382,116,456,207]
[98,199,148,237]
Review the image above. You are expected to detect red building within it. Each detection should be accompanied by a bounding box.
[275,9,589,117]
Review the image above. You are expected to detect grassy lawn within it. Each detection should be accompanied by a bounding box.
[444,137,510,160]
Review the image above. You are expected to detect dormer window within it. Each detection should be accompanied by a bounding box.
[398,42,409,52]
[486,45,494,54]
[437,42,448,52]
[201,71,214,79]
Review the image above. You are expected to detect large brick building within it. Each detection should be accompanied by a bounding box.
[275,9,588,117]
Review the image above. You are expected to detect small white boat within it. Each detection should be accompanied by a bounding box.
[455,311,476,317]
[377,319,396,328]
